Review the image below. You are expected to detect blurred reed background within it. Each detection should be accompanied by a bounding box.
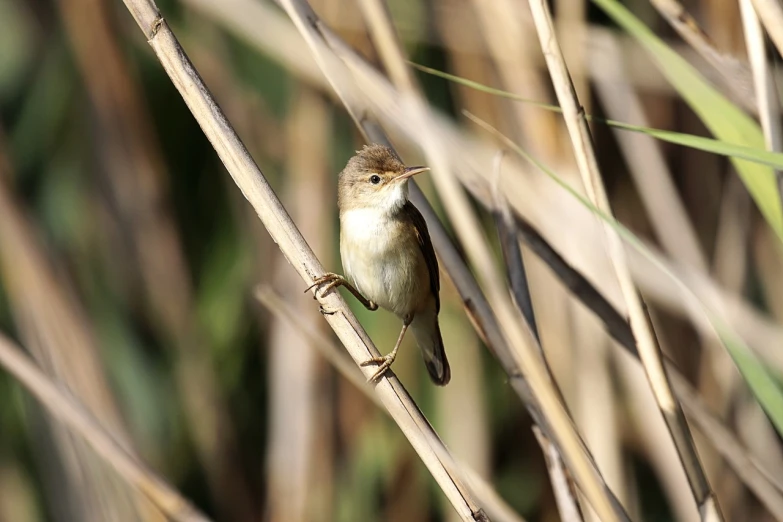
[1,0,783,520]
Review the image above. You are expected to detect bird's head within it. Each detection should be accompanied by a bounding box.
[338,144,429,214]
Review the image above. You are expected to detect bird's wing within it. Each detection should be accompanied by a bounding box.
[402,202,440,313]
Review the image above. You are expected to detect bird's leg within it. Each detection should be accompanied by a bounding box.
[305,272,378,311]
[361,317,411,383]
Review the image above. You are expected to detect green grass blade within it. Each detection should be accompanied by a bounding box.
[412,62,783,172]
[466,111,783,437]
[592,0,783,240]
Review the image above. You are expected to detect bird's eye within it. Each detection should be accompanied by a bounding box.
[370,175,381,184]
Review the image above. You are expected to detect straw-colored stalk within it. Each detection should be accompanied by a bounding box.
[740,0,783,201]
[180,0,783,383]
[265,88,331,522]
[256,287,528,522]
[0,137,153,521]
[670,371,783,519]
[523,0,722,519]
[469,0,560,158]
[0,333,211,522]
[55,0,252,515]
[647,0,756,113]
[533,426,585,522]
[338,0,622,520]
[748,0,783,69]
[119,1,485,519]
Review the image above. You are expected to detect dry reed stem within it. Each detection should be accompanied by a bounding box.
[518,217,783,513]
[307,16,783,376]
[195,5,783,510]
[491,154,539,344]
[184,0,783,433]
[119,1,485,519]
[523,0,722,519]
[265,87,331,522]
[591,34,735,497]
[590,34,707,271]
[0,134,151,520]
[469,0,560,158]
[183,0,783,379]
[533,426,585,522]
[740,0,783,203]
[670,371,783,519]
[748,0,783,70]
[255,287,528,522]
[344,1,622,520]
[647,0,756,113]
[55,0,252,515]
[230,2,783,515]
[183,0,757,100]
[0,333,210,522]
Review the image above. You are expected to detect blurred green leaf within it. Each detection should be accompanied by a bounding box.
[468,112,783,438]
[593,0,783,241]
[412,63,783,173]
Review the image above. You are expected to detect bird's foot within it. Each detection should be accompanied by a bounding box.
[305,272,346,299]
[360,353,397,383]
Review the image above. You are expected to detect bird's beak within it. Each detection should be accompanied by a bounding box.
[395,166,430,182]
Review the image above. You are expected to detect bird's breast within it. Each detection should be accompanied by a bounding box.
[340,208,429,317]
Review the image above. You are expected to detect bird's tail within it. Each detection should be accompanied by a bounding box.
[411,305,450,386]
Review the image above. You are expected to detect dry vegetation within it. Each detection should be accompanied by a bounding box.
[1,0,783,520]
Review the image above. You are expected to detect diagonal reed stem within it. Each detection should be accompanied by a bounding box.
[524,0,722,519]
[321,0,624,519]
[119,1,486,519]
[0,333,211,522]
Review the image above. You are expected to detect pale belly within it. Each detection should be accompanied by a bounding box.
[340,209,429,318]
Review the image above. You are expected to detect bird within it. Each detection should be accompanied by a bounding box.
[306,144,450,385]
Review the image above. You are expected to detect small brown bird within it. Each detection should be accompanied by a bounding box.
[308,144,450,385]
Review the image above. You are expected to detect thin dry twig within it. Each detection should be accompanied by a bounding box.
[255,287,528,522]
[647,0,756,113]
[0,133,153,521]
[181,0,783,379]
[174,6,783,514]
[55,0,252,514]
[523,0,722,519]
[533,426,585,522]
[334,1,623,519]
[670,372,783,519]
[119,1,485,519]
[740,0,783,206]
[491,152,539,343]
[748,0,783,69]
[0,333,211,522]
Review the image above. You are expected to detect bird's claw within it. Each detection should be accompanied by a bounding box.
[360,354,395,383]
[304,272,343,299]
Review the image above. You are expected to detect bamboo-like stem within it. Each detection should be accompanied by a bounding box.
[491,153,539,343]
[0,333,210,522]
[181,0,783,377]
[118,1,485,519]
[255,287,528,522]
[748,0,783,69]
[523,0,722,520]
[0,130,151,520]
[340,1,622,520]
[740,0,783,207]
[533,426,585,522]
[54,0,252,515]
[670,371,783,519]
[591,33,707,271]
[647,0,756,113]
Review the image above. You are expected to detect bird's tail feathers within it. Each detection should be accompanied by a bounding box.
[411,309,450,386]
